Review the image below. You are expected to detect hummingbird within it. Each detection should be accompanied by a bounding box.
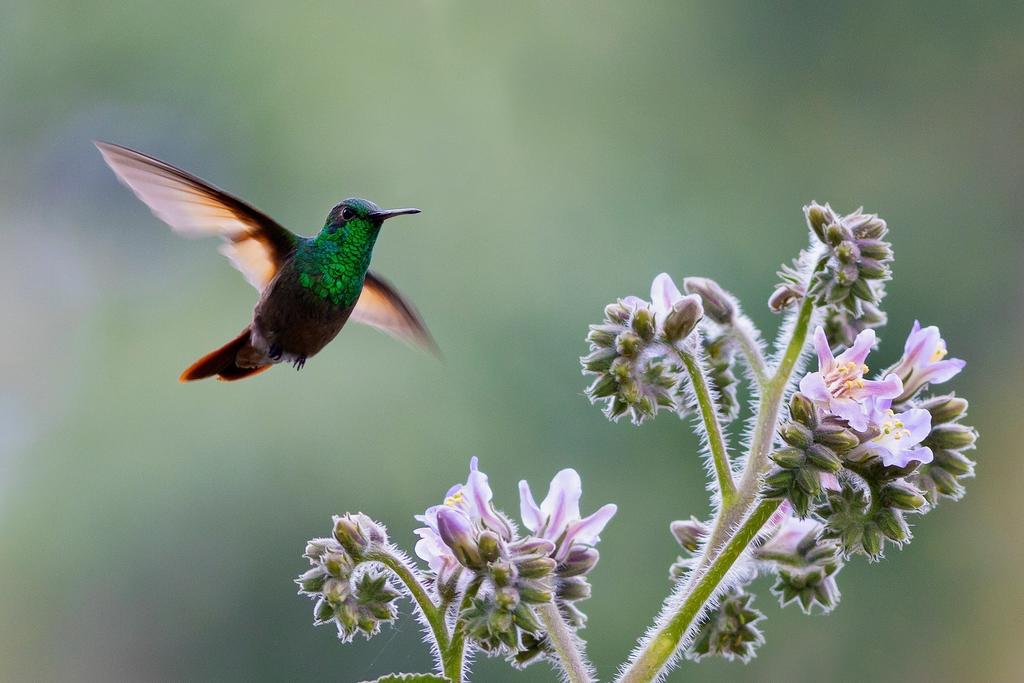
[96,141,436,382]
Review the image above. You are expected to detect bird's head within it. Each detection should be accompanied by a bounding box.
[323,198,420,234]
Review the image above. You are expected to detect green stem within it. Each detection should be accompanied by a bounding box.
[443,577,483,682]
[370,550,449,653]
[734,294,817,507]
[619,500,781,683]
[618,289,820,683]
[537,602,594,683]
[729,316,769,387]
[679,348,736,505]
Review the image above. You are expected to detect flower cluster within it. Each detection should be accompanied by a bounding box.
[582,274,703,424]
[415,458,615,665]
[296,515,400,642]
[765,321,974,559]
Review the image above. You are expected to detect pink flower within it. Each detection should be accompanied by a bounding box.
[856,398,933,467]
[889,321,965,403]
[414,457,512,581]
[799,327,903,431]
[519,468,617,563]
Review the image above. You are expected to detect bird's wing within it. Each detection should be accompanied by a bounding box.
[95,141,297,292]
[351,271,439,354]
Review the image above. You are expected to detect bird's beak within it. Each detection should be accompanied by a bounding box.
[370,207,421,221]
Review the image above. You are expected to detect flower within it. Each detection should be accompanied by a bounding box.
[888,321,965,403]
[518,468,617,564]
[761,503,822,556]
[415,457,513,582]
[798,327,902,431]
[856,398,933,468]
[650,273,704,342]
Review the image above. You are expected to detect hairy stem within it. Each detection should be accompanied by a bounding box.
[444,577,483,682]
[537,602,595,683]
[619,290,819,683]
[619,500,781,683]
[729,316,769,387]
[679,348,736,504]
[370,550,449,653]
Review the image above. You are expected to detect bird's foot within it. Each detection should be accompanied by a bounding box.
[292,356,306,371]
[269,343,283,361]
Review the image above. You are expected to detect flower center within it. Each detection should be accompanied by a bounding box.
[444,490,465,507]
[873,409,911,442]
[824,361,869,398]
[930,343,947,363]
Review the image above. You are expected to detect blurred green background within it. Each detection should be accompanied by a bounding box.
[2,1,1021,681]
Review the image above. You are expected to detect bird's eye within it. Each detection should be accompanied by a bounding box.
[341,207,355,221]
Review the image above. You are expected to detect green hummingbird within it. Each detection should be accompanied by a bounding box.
[96,141,436,382]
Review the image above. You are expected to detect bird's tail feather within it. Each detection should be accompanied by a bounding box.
[179,327,271,382]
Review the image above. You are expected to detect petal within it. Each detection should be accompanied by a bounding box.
[650,273,682,319]
[813,327,834,371]
[880,445,933,468]
[621,295,647,310]
[799,372,831,403]
[836,328,876,366]
[831,397,869,431]
[901,323,939,368]
[540,469,583,541]
[919,358,966,385]
[898,408,932,444]
[562,503,617,552]
[518,480,544,534]
[860,374,903,401]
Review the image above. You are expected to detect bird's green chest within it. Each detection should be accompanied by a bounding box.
[293,241,371,309]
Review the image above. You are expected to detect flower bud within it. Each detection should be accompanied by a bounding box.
[917,394,968,424]
[587,324,618,348]
[771,447,805,469]
[880,484,926,511]
[517,581,553,604]
[789,393,817,428]
[322,577,350,605]
[604,302,632,324]
[478,530,502,564]
[332,513,386,556]
[556,576,592,602]
[780,422,814,449]
[304,539,333,563]
[874,508,910,543]
[927,465,964,498]
[297,567,328,593]
[517,555,557,579]
[861,523,884,558]
[490,560,517,587]
[559,547,599,577]
[581,348,616,373]
[509,537,557,557]
[513,603,543,633]
[683,277,735,324]
[616,331,642,357]
[436,507,483,569]
[805,444,842,473]
[494,586,520,611]
[813,423,860,453]
[804,202,836,243]
[924,424,977,450]
[670,517,707,553]
[768,283,803,312]
[631,307,656,342]
[323,551,354,579]
[933,448,974,475]
[662,295,703,342]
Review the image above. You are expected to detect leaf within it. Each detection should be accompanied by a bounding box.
[361,674,449,683]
